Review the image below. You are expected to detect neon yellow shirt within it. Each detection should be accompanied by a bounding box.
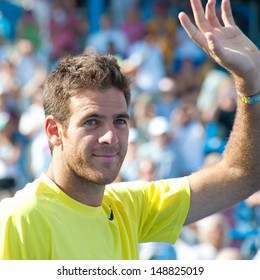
[0,174,190,260]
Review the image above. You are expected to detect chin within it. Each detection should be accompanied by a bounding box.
[102,176,118,185]
[81,164,122,185]
[92,172,119,186]
[97,166,122,184]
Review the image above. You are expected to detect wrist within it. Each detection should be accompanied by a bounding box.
[238,92,260,105]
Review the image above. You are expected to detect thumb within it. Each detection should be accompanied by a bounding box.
[205,32,223,59]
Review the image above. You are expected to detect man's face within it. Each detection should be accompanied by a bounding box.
[59,87,129,186]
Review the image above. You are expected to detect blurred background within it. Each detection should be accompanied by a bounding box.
[0,0,259,260]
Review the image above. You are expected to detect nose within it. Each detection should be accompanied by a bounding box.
[98,127,119,145]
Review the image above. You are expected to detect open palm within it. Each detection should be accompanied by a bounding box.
[179,0,260,96]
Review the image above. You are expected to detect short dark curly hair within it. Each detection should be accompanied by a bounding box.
[43,53,131,124]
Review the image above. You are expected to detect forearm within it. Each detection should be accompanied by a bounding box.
[224,99,260,180]
[186,98,260,225]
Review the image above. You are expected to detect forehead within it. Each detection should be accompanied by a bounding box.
[70,87,128,116]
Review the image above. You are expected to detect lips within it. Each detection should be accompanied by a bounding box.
[93,153,118,162]
[94,154,117,158]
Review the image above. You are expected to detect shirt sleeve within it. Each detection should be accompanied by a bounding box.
[0,200,49,260]
[106,177,190,244]
[138,177,190,243]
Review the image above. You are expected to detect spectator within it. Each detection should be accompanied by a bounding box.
[18,88,50,180]
[48,0,82,65]
[172,19,206,76]
[155,77,180,121]
[121,7,145,46]
[125,31,166,95]
[197,62,229,118]
[0,60,20,115]
[131,93,156,141]
[176,213,231,260]
[0,112,21,194]
[202,76,237,155]
[145,1,177,71]
[171,102,205,175]
[10,39,47,110]
[138,158,157,182]
[137,116,183,179]
[119,127,140,181]
[108,0,136,27]
[174,58,202,97]
[16,10,41,52]
[214,246,245,260]
[86,14,128,58]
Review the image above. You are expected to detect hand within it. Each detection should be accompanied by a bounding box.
[179,0,260,96]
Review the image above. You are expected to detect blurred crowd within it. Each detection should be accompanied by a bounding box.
[0,0,259,260]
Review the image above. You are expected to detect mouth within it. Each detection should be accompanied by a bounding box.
[93,153,118,162]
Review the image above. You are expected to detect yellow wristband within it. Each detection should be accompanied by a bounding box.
[238,92,260,104]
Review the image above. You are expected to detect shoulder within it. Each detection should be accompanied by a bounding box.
[0,176,48,219]
[105,180,147,203]
[105,177,190,203]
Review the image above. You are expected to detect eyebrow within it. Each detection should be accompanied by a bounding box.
[114,113,130,120]
[83,112,130,120]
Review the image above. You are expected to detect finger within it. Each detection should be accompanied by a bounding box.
[221,0,235,26]
[190,0,212,33]
[205,0,222,28]
[206,32,238,75]
[178,12,209,51]
[206,32,224,60]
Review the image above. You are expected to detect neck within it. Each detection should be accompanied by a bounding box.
[46,163,105,207]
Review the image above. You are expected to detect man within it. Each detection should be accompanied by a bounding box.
[0,0,260,259]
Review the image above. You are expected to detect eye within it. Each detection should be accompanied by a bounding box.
[85,119,97,126]
[114,118,128,126]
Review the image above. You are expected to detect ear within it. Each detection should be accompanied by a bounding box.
[45,116,63,147]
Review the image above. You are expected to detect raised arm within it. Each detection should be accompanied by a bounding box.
[179,0,260,224]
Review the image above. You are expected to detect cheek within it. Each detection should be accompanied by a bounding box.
[120,133,129,152]
[63,133,90,157]
[63,138,90,172]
